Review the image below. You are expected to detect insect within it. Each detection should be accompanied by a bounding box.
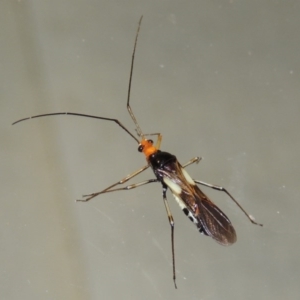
[13,16,262,288]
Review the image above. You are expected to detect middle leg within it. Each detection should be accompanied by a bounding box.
[161,184,177,289]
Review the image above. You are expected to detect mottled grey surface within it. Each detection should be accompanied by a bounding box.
[2,1,300,299]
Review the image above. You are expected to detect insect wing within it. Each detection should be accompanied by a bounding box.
[160,161,236,245]
[198,195,236,245]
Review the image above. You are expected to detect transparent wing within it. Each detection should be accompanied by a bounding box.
[159,160,236,246]
[197,194,236,245]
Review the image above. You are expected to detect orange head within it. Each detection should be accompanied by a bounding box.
[138,139,157,159]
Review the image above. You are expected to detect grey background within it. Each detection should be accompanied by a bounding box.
[2,1,299,299]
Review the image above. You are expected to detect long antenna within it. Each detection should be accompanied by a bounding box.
[12,17,148,145]
[12,112,139,143]
[126,16,144,138]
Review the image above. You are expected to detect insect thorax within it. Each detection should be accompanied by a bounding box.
[148,151,177,181]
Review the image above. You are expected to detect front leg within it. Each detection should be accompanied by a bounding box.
[77,164,150,202]
[182,156,202,168]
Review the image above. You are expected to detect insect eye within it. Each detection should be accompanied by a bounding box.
[138,145,144,152]
[148,139,153,144]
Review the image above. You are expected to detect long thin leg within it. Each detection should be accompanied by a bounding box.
[78,156,201,202]
[83,179,158,195]
[77,154,198,203]
[161,185,177,289]
[194,180,263,226]
[181,156,202,168]
[77,164,150,202]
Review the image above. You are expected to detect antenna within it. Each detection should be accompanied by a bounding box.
[12,17,146,145]
[12,112,139,143]
[126,15,144,138]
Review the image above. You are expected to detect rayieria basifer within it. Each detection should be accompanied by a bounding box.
[13,16,262,289]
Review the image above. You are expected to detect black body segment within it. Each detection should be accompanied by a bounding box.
[149,150,236,245]
[148,150,177,180]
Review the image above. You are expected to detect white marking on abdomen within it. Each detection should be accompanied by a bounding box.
[163,177,182,194]
[163,177,199,224]
[172,192,199,224]
[181,168,196,185]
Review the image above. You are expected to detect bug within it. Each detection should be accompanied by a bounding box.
[13,16,262,288]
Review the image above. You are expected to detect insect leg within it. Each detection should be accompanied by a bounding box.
[181,156,202,168]
[77,164,150,202]
[193,180,263,226]
[84,178,159,194]
[161,185,177,289]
